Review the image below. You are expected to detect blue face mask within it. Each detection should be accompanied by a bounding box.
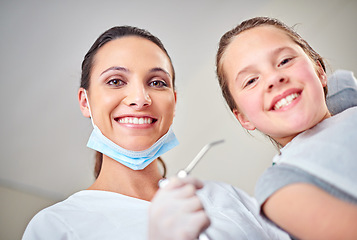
[84,90,179,170]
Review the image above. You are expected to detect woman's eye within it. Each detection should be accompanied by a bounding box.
[149,80,167,88]
[107,78,125,86]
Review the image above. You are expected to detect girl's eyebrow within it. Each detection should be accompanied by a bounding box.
[273,46,295,56]
[235,66,254,83]
[100,66,128,76]
[235,46,295,81]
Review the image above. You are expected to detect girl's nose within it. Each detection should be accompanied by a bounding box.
[123,86,152,109]
[265,71,288,91]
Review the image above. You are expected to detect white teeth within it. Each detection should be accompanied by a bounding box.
[119,117,153,124]
[274,93,299,110]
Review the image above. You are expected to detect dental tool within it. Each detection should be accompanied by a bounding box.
[176,139,225,178]
[159,139,225,240]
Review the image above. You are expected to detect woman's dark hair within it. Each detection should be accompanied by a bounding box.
[81,26,175,178]
[81,26,175,90]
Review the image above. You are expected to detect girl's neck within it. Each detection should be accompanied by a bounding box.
[87,156,163,201]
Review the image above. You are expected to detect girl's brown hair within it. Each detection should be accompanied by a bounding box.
[216,17,327,113]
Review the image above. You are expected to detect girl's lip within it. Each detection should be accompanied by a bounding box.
[269,88,302,111]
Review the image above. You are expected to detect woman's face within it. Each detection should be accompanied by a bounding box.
[80,36,176,151]
[222,26,330,146]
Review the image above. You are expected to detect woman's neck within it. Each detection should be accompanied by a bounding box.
[87,156,163,201]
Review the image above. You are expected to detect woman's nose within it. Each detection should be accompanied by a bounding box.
[123,86,152,109]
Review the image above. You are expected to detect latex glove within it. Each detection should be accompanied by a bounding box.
[149,176,210,240]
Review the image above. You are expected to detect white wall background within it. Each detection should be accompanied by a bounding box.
[1,0,356,239]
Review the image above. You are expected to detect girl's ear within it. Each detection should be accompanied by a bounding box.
[316,61,328,87]
[232,109,256,130]
[78,88,91,118]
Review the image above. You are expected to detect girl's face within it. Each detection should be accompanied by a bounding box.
[79,36,176,151]
[222,26,330,146]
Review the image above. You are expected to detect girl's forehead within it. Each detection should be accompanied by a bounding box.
[221,26,306,83]
[232,26,293,49]
[223,26,298,65]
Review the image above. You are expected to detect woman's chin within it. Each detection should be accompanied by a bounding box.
[118,140,155,152]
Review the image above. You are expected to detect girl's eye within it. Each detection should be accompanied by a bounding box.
[244,77,258,88]
[149,80,167,88]
[278,57,292,67]
[107,78,125,86]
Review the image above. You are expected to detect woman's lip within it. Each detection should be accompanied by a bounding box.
[114,116,158,124]
[269,88,302,111]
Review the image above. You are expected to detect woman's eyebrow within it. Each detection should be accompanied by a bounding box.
[100,66,128,76]
[150,67,171,78]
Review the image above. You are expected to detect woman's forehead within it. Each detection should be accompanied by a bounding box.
[91,36,173,77]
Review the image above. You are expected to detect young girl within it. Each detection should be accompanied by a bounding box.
[216,17,357,239]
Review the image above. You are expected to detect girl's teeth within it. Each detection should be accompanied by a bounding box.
[274,93,299,110]
[119,117,153,124]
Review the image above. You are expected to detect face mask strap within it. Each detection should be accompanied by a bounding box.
[84,89,96,128]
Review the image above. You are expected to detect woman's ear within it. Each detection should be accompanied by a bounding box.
[233,109,256,130]
[173,91,177,117]
[78,88,91,118]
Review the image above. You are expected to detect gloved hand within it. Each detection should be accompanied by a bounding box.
[148,176,210,240]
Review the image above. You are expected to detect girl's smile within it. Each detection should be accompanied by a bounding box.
[222,26,330,146]
[269,89,302,111]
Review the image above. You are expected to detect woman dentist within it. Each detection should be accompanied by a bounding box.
[23,25,289,240]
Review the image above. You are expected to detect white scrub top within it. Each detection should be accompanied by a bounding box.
[23,181,290,240]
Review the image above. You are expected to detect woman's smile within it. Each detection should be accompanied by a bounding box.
[117,116,156,125]
[86,36,176,151]
[115,115,158,129]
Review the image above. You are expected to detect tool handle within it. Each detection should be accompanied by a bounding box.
[198,232,211,240]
